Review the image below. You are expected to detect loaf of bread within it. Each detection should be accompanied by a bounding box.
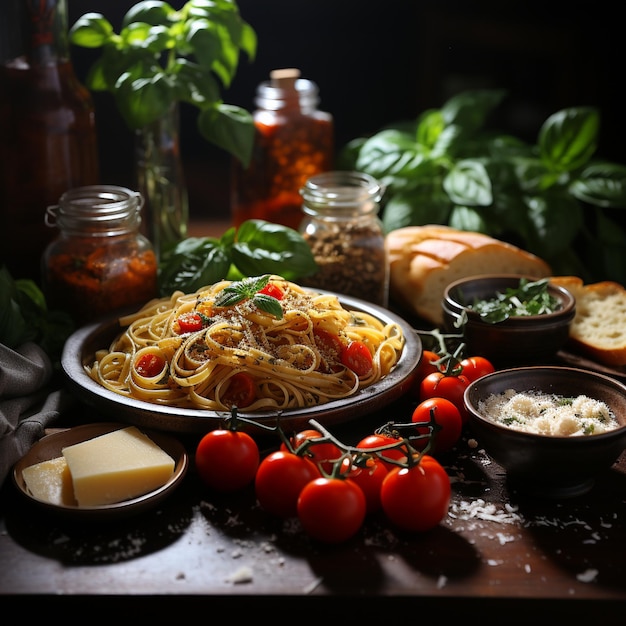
[549,276,626,366]
[387,225,552,326]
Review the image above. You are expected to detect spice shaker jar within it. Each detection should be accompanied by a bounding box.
[231,68,334,230]
[42,185,158,325]
[299,171,389,307]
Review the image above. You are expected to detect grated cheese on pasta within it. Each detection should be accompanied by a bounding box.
[478,389,619,436]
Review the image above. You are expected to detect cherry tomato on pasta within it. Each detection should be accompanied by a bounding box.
[281,428,343,473]
[341,340,373,377]
[459,355,495,382]
[297,477,366,543]
[258,283,284,299]
[411,397,462,453]
[255,450,321,518]
[380,455,451,532]
[195,429,260,492]
[420,371,471,422]
[176,311,205,333]
[313,328,345,359]
[134,353,166,378]
[221,372,256,408]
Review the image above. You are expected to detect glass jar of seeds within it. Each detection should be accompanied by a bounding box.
[299,171,388,307]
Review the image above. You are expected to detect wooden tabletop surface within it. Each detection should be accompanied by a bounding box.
[1,389,625,618]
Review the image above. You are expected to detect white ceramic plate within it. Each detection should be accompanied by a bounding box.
[61,293,422,434]
[12,422,188,520]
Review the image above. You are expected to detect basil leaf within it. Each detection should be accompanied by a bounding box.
[158,237,231,295]
[231,220,318,280]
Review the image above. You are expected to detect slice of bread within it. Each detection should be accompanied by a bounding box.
[387,225,552,325]
[549,276,626,366]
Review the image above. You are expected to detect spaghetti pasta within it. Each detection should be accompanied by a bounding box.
[86,275,405,412]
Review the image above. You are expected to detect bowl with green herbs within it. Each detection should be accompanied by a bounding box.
[442,274,576,366]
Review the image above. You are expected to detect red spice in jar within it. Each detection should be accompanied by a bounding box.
[42,185,158,325]
[231,69,334,230]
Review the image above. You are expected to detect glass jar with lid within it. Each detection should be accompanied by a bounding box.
[42,185,158,325]
[231,68,334,230]
[299,171,388,307]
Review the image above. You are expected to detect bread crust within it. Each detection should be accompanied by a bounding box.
[388,225,552,325]
[549,276,626,366]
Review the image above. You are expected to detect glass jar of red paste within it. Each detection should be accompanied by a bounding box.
[231,68,334,230]
[42,185,158,325]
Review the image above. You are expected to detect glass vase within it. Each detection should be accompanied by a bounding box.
[134,102,189,260]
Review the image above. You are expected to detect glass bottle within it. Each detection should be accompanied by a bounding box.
[231,68,334,231]
[299,171,389,307]
[0,0,99,284]
[42,185,158,326]
[135,101,189,262]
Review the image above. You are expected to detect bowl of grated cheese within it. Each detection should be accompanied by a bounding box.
[464,366,626,498]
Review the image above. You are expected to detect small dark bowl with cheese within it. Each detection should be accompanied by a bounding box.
[464,365,626,498]
[442,274,575,366]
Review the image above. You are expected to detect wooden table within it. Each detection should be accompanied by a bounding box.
[1,387,625,619]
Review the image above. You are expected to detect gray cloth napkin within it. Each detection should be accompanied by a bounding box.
[0,342,75,487]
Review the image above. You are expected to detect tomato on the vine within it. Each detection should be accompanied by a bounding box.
[281,428,343,473]
[356,433,407,471]
[420,371,471,422]
[134,352,165,378]
[255,450,321,518]
[414,349,442,382]
[297,477,366,543]
[380,455,451,532]
[411,397,462,453]
[459,355,495,382]
[341,340,374,377]
[345,457,388,514]
[195,429,260,492]
[221,372,256,408]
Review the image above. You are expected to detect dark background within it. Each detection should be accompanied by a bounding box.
[65,0,623,222]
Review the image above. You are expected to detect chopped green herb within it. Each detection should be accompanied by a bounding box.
[469,278,561,323]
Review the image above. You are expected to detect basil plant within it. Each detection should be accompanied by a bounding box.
[69,0,257,166]
[341,89,626,285]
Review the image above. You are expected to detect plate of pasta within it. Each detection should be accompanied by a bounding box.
[61,276,422,434]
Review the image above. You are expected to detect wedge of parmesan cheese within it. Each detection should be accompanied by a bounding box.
[61,427,175,506]
[22,456,77,506]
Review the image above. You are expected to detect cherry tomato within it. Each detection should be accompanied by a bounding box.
[420,371,471,422]
[356,433,407,471]
[176,311,205,333]
[411,397,462,453]
[341,340,374,377]
[195,429,260,492]
[258,283,284,299]
[281,428,343,473]
[411,349,444,399]
[221,372,256,408]
[297,477,366,543]
[346,457,388,514]
[313,328,345,360]
[134,353,166,378]
[459,355,495,382]
[380,455,451,532]
[255,450,321,518]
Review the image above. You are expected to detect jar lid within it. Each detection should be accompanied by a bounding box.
[300,171,384,214]
[46,185,143,235]
[255,68,320,110]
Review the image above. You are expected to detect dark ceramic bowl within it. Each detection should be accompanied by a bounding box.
[464,366,626,498]
[442,274,575,366]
